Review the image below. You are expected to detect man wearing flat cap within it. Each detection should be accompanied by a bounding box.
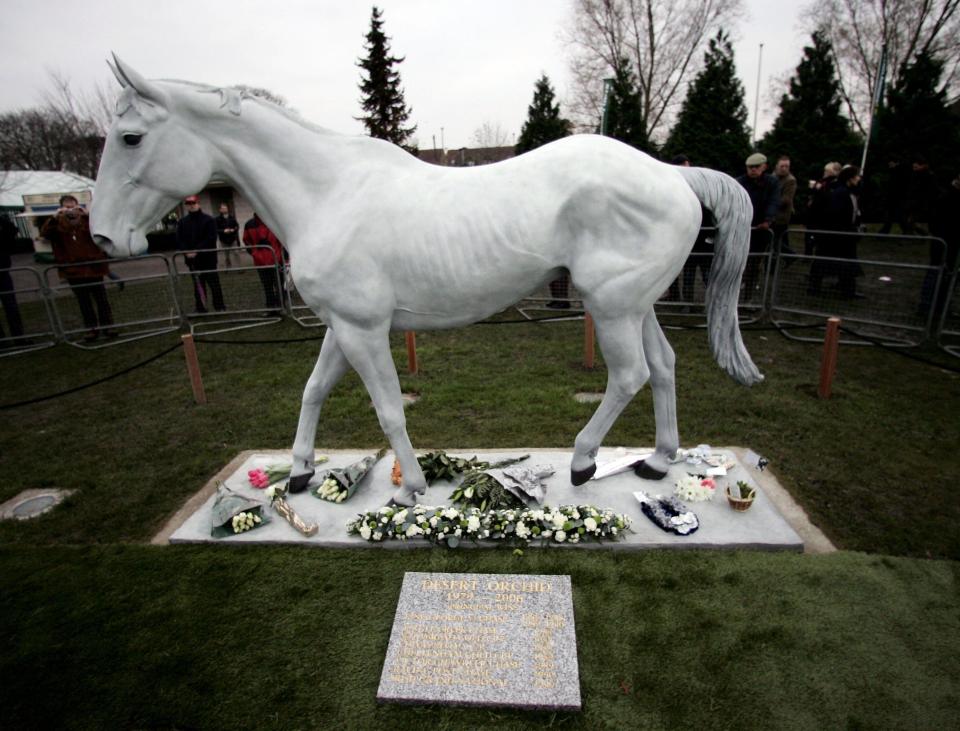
[736,152,780,298]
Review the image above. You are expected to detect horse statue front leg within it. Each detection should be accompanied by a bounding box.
[288,329,351,493]
[328,320,426,506]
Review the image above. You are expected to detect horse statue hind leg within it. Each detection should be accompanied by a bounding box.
[567,305,680,486]
[569,165,763,485]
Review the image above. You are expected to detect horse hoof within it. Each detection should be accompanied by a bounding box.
[633,460,668,480]
[570,463,596,486]
[287,471,314,494]
[389,487,420,507]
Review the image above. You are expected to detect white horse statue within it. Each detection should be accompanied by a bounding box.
[91,56,762,506]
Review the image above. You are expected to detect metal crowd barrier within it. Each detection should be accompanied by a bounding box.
[171,246,284,335]
[769,229,949,346]
[0,267,58,357]
[43,255,181,350]
[285,273,326,328]
[937,268,960,358]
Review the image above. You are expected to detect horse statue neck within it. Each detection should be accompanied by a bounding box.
[192,92,417,246]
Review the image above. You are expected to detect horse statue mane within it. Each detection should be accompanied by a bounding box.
[92,54,762,507]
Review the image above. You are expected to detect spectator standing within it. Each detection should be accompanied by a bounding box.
[878,159,911,235]
[805,161,841,256]
[809,165,864,298]
[177,195,225,313]
[906,157,937,236]
[670,154,714,303]
[0,214,24,341]
[735,152,780,297]
[773,155,797,257]
[922,171,960,319]
[40,195,116,342]
[215,203,241,269]
[243,213,285,315]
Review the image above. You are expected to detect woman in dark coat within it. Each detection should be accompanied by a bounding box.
[808,165,864,298]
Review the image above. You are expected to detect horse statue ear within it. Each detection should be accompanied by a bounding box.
[109,53,169,108]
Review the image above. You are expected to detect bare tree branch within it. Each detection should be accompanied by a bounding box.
[563,0,743,142]
[804,0,960,135]
[472,122,512,148]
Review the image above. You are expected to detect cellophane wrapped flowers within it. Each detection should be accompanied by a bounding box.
[346,504,631,548]
[311,448,387,503]
[674,474,717,502]
[210,483,271,538]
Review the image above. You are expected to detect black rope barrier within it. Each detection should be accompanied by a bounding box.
[195,333,325,345]
[475,313,586,325]
[0,341,184,411]
[837,325,960,374]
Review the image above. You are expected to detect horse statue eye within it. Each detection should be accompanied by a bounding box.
[122,133,143,147]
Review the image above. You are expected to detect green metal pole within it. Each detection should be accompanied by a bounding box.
[600,78,614,136]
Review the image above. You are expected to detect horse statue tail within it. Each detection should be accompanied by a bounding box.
[675,166,764,386]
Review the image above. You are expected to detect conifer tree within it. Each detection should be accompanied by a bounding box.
[663,31,750,174]
[515,75,571,155]
[665,30,750,175]
[761,31,860,185]
[604,57,652,153]
[874,51,960,176]
[356,6,417,151]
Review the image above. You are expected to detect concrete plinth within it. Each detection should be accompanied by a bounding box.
[160,448,832,552]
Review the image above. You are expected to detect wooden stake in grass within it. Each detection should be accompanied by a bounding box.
[584,313,595,369]
[818,317,841,399]
[405,331,418,375]
[181,333,206,404]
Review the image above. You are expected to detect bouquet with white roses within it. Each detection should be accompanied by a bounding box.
[346,503,631,548]
[210,482,271,538]
[312,448,387,503]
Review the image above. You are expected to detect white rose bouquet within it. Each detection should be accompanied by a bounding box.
[311,448,387,503]
[347,503,631,548]
[210,483,271,538]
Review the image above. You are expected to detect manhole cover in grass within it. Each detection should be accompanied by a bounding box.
[12,495,58,518]
[0,489,73,521]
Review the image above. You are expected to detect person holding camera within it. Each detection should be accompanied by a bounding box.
[40,195,116,342]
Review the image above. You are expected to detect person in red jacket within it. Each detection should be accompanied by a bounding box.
[242,213,285,314]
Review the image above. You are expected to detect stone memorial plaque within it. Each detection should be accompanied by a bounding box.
[377,572,581,710]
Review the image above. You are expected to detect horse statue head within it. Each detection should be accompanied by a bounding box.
[91,55,221,257]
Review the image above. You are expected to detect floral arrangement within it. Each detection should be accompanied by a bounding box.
[674,473,717,502]
[634,491,699,536]
[265,483,318,536]
[247,458,328,489]
[231,511,263,533]
[448,470,527,512]
[248,463,291,489]
[731,480,755,500]
[311,448,387,503]
[210,482,271,538]
[346,503,631,548]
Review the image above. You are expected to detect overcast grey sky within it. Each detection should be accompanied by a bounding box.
[2,0,808,149]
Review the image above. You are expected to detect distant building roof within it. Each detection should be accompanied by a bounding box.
[0,170,96,208]
[418,146,516,167]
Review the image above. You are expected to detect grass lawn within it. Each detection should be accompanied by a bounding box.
[1,315,958,728]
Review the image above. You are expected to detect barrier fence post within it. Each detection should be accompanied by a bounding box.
[181,333,207,404]
[405,331,418,375]
[818,317,841,399]
[584,313,595,369]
